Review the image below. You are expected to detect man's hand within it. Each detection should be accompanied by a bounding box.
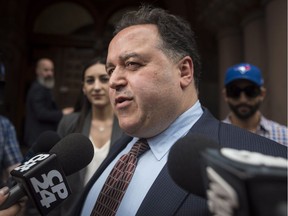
[62,107,74,115]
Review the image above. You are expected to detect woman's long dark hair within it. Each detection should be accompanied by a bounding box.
[74,55,107,133]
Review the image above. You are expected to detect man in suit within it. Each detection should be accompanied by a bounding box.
[23,58,74,216]
[24,58,73,147]
[70,5,287,216]
[1,5,286,216]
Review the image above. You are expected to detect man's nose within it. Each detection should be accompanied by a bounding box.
[46,70,54,77]
[109,68,127,91]
[238,92,249,101]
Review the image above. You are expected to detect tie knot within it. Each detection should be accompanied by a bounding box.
[130,138,150,158]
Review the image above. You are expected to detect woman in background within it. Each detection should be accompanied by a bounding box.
[49,55,122,216]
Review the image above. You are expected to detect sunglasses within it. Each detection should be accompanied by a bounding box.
[226,85,261,98]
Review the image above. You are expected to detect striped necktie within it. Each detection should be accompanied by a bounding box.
[91,138,150,216]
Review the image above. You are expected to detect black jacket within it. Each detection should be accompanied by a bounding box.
[24,81,62,147]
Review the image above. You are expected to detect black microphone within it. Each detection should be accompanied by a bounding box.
[6,131,61,188]
[167,133,219,198]
[22,130,61,163]
[201,148,287,216]
[0,133,94,215]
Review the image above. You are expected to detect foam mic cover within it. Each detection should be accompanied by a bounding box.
[22,131,61,162]
[167,133,219,198]
[49,133,94,176]
[0,133,93,215]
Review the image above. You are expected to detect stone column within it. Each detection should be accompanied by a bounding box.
[218,27,243,119]
[242,10,269,115]
[263,0,287,125]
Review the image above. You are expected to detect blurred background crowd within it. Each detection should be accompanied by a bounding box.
[0,0,286,149]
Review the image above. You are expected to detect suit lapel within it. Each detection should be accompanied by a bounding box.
[137,108,220,215]
[82,111,91,137]
[189,107,220,142]
[136,165,189,216]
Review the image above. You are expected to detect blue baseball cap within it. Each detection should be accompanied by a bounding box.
[224,63,264,86]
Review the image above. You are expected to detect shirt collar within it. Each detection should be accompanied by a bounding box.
[140,101,203,161]
[257,115,271,133]
[223,114,270,133]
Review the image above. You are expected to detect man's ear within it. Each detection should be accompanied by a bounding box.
[178,56,193,88]
[260,87,266,101]
[222,88,228,102]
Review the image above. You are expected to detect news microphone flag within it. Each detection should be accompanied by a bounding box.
[11,153,70,215]
[0,133,94,215]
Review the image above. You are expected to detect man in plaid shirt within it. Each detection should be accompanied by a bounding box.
[0,115,23,187]
[222,63,287,146]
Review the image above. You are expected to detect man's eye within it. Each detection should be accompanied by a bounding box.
[106,68,114,76]
[127,62,137,66]
[126,62,141,70]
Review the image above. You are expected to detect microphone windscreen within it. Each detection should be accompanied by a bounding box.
[49,133,94,176]
[167,133,219,198]
[32,131,61,153]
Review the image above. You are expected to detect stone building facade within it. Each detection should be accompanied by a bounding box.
[0,0,286,144]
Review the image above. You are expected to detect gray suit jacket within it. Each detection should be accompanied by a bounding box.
[70,108,287,216]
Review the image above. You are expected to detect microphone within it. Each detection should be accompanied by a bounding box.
[201,148,287,216]
[6,131,61,188]
[0,133,94,215]
[22,131,61,163]
[167,133,287,216]
[167,133,219,198]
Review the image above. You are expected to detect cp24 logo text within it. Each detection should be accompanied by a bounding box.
[30,170,69,208]
[14,154,69,208]
[14,154,50,172]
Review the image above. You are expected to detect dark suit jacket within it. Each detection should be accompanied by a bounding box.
[71,108,287,216]
[24,81,63,147]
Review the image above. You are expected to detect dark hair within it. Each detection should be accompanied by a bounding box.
[114,5,202,89]
[80,55,106,82]
[74,54,107,132]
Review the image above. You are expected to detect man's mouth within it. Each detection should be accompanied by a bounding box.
[115,96,133,107]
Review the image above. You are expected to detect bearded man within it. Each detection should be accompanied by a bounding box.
[222,63,287,146]
[24,58,73,147]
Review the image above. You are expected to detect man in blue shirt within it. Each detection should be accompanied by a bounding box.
[74,5,286,216]
[0,61,23,188]
[0,116,23,188]
[0,5,287,216]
